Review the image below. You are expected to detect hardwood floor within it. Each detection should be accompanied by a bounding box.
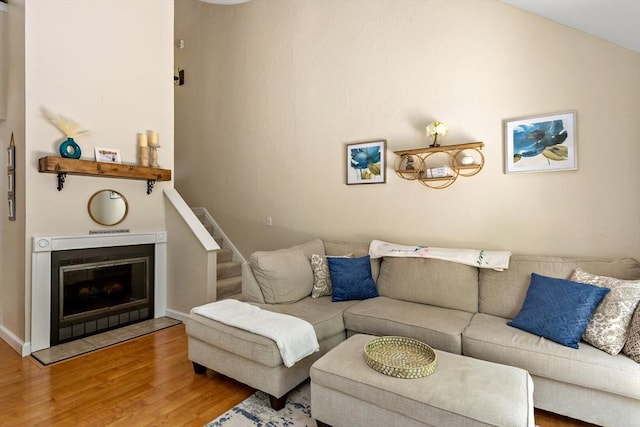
[0,324,253,426]
[0,324,595,426]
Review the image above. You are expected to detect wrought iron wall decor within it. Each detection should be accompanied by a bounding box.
[7,132,15,220]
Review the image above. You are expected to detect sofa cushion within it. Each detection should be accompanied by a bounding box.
[464,313,640,400]
[344,296,473,354]
[571,268,640,355]
[249,239,325,304]
[257,296,360,343]
[376,257,478,313]
[479,255,640,319]
[187,296,358,368]
[623,307,640,363]
[328,256,378,302]
[508,273,609,349]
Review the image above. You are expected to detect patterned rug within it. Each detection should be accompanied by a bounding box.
[205,381,316,427]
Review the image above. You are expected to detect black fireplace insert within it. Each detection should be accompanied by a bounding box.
[50,244,155,345]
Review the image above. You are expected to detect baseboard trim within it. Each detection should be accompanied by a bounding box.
[0,325,31,356]
[165,308,188,322]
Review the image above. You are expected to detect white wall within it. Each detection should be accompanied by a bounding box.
[26,0,175,237]
[175,0,640,260]
[1,0,174,347]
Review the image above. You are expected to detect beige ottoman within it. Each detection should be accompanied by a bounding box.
[310,334,535,427]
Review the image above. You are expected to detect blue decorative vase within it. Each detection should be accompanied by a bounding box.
[59,137,81,159]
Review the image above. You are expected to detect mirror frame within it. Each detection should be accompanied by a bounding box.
[87,189,129,226]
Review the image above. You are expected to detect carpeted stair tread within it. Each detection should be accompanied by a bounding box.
[215,248,233,263]
[217,261,242,280]
[217,277,242,300]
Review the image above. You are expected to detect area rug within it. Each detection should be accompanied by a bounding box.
[205,381,316,427]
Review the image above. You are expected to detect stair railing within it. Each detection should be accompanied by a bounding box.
[163,188,220,320]
[191,207,247,264]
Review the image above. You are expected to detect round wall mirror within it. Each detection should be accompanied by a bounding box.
[88,190,128,226]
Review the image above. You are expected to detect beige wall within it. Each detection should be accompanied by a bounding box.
[0,3,7,120]
[1,0,26,350]
[175,0,640,260]
[1,0,174,347]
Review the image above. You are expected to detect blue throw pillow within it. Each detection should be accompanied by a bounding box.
[327,255,378,302]
[508,273,610,349]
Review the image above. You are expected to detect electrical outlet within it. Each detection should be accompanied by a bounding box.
[266,216,272,227]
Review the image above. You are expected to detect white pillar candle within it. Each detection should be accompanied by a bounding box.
[138,132,148,147]
[148,131,158,146]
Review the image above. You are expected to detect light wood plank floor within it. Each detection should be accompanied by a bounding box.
[0,324,595,426]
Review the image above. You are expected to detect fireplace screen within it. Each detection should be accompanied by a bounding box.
[51,244,154,345]
[60,258,148,319]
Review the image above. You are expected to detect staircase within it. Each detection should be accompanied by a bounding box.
[193,208,244,300]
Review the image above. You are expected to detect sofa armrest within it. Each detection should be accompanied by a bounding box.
[242,262,266,303]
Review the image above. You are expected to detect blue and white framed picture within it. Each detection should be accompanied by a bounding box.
[346,139,386,185]
[504,111,577,174]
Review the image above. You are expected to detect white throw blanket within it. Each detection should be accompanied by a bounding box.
[369,240,512,270]
[190,299,319,368]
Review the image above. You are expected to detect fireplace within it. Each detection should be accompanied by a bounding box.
[50,245,154,345]
[31,232,167,353]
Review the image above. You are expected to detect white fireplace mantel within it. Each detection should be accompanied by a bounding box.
[31,231,167,353]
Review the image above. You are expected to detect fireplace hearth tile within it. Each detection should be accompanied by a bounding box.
[31,316,181,365]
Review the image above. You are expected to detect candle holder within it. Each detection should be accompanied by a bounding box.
[149,144,160,168]
[138,146,149,167]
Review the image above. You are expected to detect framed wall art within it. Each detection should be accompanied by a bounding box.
[346,139,386,185]
[504,111,577,174]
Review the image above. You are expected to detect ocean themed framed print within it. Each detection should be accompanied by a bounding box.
[504,111,577,174]
[346,140,386,185]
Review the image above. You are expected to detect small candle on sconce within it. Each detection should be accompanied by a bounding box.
[138,132,149,167]
[147,131,160,167]
[138,132,148,147]
[147,130,159,146]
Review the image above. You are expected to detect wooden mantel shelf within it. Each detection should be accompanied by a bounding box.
[38,156,172,194]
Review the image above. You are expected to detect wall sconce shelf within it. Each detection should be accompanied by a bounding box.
[393,142,484,189]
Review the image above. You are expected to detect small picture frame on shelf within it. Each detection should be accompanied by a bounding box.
[95,147,122,163]
[504,111,577,174]
[346,139,386,185]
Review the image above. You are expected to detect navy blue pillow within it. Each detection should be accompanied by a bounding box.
[327,255,378,302]
[508,273,610,349]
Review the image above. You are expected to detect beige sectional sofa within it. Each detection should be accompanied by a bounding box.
[186,239,640,426]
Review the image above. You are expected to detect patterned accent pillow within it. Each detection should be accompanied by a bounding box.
[571,268,640,355]
[310,254,351,298]
[623,306,640,363]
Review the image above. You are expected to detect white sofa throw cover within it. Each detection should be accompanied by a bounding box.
[191,299,319,367]
[369,240,512,270]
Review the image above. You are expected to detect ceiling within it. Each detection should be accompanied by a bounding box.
[502,0,640,53]
[199,0,640,53]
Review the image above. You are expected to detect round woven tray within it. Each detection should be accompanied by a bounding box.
[364,336,437,379]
